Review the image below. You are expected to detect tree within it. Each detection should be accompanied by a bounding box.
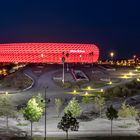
[130,106,138,119]
[106,105,118,136]
[0,95,17,129]
[21,96,44,138]
[64,97,82,117]
[122,87,130,97]
[113,86,122,97]
[82,96,91,110]
[33,94,45,109]
[57,111,79,139]
[94,95,105,117]
[118,102,138,124]
[55,98,62,117]
[136,112,140,126]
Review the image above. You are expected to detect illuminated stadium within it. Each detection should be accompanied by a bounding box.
[0,43,99,63]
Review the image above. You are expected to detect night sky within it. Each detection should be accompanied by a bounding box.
[0,0,140,59]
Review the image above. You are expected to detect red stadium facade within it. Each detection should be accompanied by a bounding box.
[0,43,99,63]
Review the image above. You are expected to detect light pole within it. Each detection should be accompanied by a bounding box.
[89,52,94,67]
[110,52,114,59]
[62,56,65,84]
[110,52,115,64]
[44,86,48,140]
[79,54,82,64]
[66,52,69,72]
[133,55,136,65]
[5,91,8,96]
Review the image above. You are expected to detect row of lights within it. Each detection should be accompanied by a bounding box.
[71,67,140,96]
[72,86,104,96]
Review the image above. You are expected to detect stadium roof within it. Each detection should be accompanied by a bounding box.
[0,43,99,63]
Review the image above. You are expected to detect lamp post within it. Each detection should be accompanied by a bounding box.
[110,52,114,58]
[66,52,69,72]
[89,52,94,67]
[5,91,8,95]
[133,55,136,65]
[110,52,114,63]
[44,86,48,140]
[62,56,65,84]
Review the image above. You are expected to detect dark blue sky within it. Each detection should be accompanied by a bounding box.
[0,0,140,59]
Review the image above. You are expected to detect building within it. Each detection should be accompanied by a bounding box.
[0,43,99,63]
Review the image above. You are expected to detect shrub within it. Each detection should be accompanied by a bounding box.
[62,82,72,89]
[71,85,80,91]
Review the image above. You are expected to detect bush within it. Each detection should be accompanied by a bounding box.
[104,88,113,98]
[71,85,80,91]
[105,79,140,99]
[62,82,72,89]
[113,86,122,97]
[121,87,131,97]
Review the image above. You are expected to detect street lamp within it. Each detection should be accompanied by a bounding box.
[5,91,8,95]
[61,56,65,84]
[87,86,91,90]
[133,55,136,59]
[100,89,104,92]
[44,86,48,140]
[133,55,136,64]
[137,78,140,82]
[85,92,89,96]
[73,90,77,94]
[108,81,112,84]
[110,52,114,60]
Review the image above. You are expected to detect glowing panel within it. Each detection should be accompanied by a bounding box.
[0,43,99,63]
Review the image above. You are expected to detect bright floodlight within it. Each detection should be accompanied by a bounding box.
[108,81,112,85]
[133,55,136,59]
[128,72,133,76]
[87,86,91,90]
[110,52,114,58]
[100,89,104,92]
[73,90,77,94]
[85,92,89,96]
[123,75,128,79]
[137,78,140,82]
[136,66,140,69]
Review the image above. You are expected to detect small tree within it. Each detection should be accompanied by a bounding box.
[130,106,138,119]
[118,102,138,124]
[34,94,45,109]
[94,95,105,117]
[106,105,118,136]
[82,96,91,110]
[57,111,79,139]
[21,96,44,138]
[0,95,17,129]
[55,98,62,117]
[136,112,140,126]
[64,97,82,117]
